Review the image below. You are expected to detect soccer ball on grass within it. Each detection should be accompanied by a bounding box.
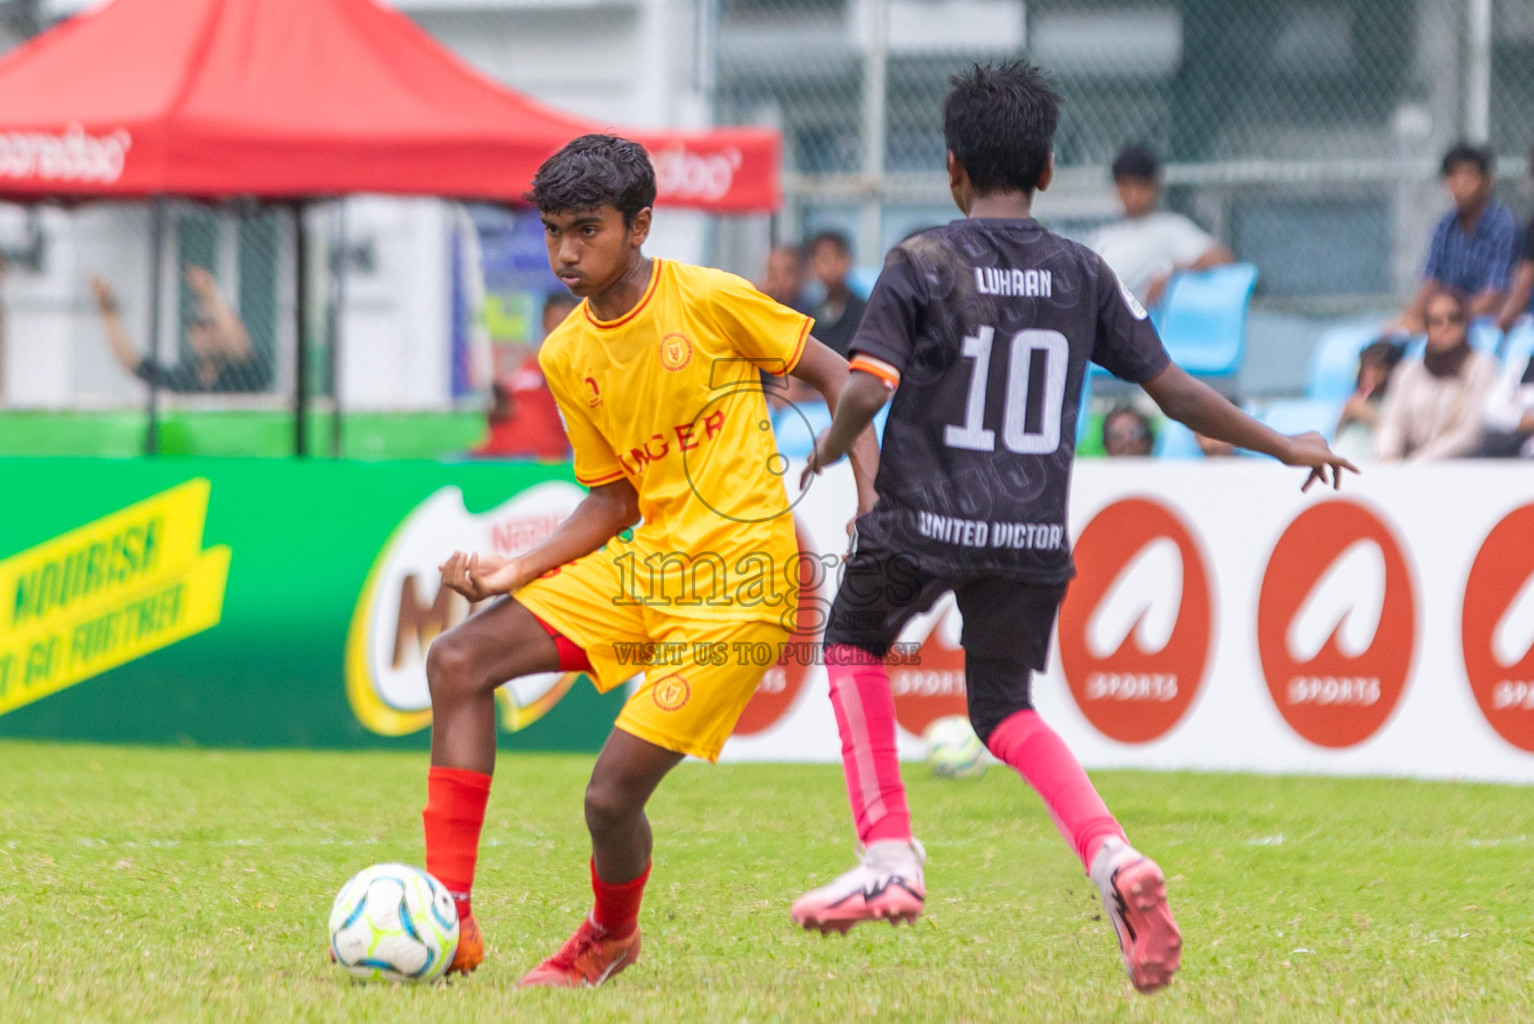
[328,863,459,983]
[923,714,988,779]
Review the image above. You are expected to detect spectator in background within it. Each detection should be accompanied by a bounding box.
[1376,289,1497,461]
[1090,144,1235,308]
[541,289,579,338]
[1479,344,1534,458]
[1396,143,1516,334]
[1494,144,1534,333]
[1333,339,1407,464]
[807,231,867,358]
[1102,405,1155,457]
[760,243,811,315]
[93,266,258,392]
[470,292,574,459]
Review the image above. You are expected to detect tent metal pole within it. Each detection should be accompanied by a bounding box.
[292,200,309,458]
[329,201,346,459]
[144,197,165,457]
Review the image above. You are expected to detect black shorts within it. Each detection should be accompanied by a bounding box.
[824,527,1067,742]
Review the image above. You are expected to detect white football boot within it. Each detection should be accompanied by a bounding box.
[791,839,926,934]
[1089,836,1182,993]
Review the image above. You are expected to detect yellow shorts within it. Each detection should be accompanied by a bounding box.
[514,546,792,763]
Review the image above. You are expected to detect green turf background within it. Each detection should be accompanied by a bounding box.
[0,458,624,750]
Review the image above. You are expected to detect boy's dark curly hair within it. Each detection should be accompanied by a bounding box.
[524,134,657,225]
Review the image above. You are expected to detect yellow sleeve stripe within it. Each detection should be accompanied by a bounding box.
[576,467,627,487]
[780,316,813,375]
[850,354,901,390]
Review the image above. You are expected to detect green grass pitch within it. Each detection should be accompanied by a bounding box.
[2,742,1532,1023]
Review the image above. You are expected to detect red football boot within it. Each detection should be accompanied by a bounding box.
[519,917,641,988]
[446,910,485,976]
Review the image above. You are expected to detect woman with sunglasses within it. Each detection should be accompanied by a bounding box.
[1375,289,1498,461]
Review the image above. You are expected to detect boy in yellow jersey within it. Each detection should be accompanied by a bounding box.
[420,134,878,987]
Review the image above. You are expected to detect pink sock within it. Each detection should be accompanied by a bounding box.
[986,709,1125,870]
[826,644,912,845]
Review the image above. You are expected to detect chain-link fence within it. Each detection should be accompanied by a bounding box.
[2,0,1532,446]
[716,0,1533,298]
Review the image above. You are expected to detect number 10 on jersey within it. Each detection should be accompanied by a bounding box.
[944,327,1069,455]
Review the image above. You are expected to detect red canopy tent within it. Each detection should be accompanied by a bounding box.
[0,0,782,451]
[0,0,780,210]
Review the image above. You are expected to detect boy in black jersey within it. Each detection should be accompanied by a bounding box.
[789,63,1356,994]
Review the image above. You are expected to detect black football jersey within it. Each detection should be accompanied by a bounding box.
[847,217,1170,581]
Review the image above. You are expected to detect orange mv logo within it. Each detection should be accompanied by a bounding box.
[1257,500,1416,749]
[1462,504,1534,751]
[1058,498,1212,744]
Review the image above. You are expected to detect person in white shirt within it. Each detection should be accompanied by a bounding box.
[1090,144,1235,308]
[1479,345,1534,457]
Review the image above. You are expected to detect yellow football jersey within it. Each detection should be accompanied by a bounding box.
[538,258,812,624]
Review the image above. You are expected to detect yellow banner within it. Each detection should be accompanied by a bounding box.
[0,480,230,716]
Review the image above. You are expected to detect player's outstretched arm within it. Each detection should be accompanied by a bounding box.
[439,478,641,602]
[1141,363,1359,491]
[792,338,883,513]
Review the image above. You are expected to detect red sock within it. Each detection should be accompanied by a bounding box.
[986,710,1125,870]
[590,858,649,937]
[422,765,491,921]
[826,644,913,846]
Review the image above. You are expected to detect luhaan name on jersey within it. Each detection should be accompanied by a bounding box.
[916,510,1064,551]
[974,266,1053,298]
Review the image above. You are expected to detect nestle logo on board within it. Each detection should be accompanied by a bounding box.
[652,146,742,204]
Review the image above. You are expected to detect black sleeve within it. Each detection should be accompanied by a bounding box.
[1090,255,1172,383]
[134,357,204,393]
[1522,217,1534,262]
[846,247,923,373]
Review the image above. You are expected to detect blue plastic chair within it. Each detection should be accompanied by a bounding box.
[1306,320,1388,402]
[1254,398,1347,443]
[772,399,889,459]
[1153,418,1206,459]
[1502,321,1534,375]
[1151,263,1258,377]
[848,267,879,300]
[1470,316,1504,357]
[772,400,833,459]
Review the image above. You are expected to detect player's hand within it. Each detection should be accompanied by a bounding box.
[1281,431,1359,492]
[800,429,843,488]
[184,264,219,296]
[438,551,527,602]
[89,276,116,309]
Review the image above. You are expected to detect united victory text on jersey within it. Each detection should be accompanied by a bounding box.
[846,217,1171,581]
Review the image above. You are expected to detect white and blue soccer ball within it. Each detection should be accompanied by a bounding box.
[923,715,988,779]
[328,863,459,983]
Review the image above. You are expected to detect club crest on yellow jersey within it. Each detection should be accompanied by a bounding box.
[659,332,694,371]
